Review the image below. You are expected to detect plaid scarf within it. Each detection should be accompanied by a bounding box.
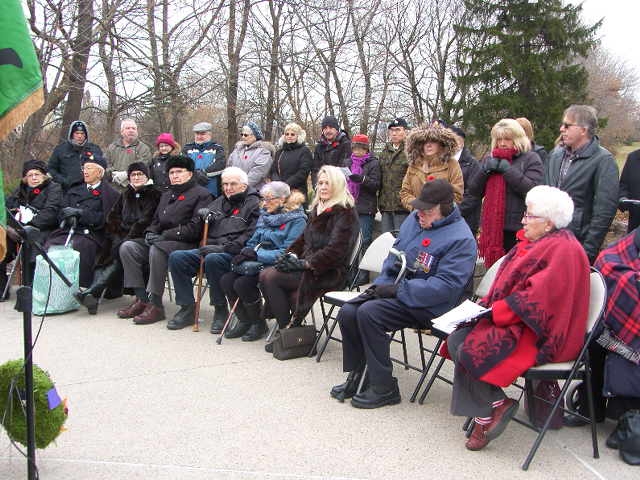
[594,229,640,363]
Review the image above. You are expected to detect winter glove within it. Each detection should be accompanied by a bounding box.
[62,207,83,219]
[348,173,364,183]
[112,170,129,187]
[275,252,308,272]
[144,232,164,246]
[495,159,510,173]
[239,247,258,261]
[374,283,398,298]
[199,244,225,256]
[197,208,213,220]
[483,157,499,174]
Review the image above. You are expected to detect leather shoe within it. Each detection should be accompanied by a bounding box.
[210,305,229,334]
[606,426,622,449]
[350,378,401,409]
[242,320,267,342]
[331,369,369,402]
[117,298,147,318]
[133,304,165,325]
[167,304,196,330]
[224,320,252,339]
[83,293,99,315]
[486,398,518,441]
[465,422,490,451]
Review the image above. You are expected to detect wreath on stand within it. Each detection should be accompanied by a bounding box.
[0,359,68,448]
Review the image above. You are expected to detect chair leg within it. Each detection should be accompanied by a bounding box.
[315,316,341,362]
[410,337,443,403]
[418,356,447,404]
[583,354,600,459]
[310,301,334,360]
[400,329,409,370]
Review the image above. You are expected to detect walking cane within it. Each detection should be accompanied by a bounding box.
[216,297,240,345]
[193,216,211,332]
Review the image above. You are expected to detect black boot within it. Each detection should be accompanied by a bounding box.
[210,303,229,334]
[224,301,252,339]
[74,262,122,314]
[167,304,196,330]
[331,365,368,402]
[242,300,267,342]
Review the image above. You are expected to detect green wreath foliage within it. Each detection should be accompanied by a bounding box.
[0,359,67,448]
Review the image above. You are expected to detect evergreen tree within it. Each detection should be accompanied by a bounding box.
[456,0,600,149]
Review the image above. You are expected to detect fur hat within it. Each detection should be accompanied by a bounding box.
[22,159,48,177]
[166,155,195,172]
[156,132,178,149]
[244,121,263,140]
[127,161,150,178]
[81,151,107,170]
[406,123,459,164]
[321,116,340,130]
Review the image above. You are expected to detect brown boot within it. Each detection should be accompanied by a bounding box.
[133,304,165,325]
[117,298,147,318]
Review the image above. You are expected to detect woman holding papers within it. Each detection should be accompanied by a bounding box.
[443,185,590,451]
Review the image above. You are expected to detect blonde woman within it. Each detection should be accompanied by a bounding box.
[270,122,312,198]
[399,123,463,210]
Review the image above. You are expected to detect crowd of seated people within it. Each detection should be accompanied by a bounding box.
[1,108,637,465]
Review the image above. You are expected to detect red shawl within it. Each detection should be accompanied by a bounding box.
[459,229,590,386]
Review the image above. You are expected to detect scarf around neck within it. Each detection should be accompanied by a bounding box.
[347,152,369,200]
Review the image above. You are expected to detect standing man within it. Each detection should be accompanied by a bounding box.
[105,119,152,190]
[453,125,482,236]
[312,115,351,184]
[378,118,410,234]
[183,121,226,197]
[48,120,103,192]
[545,104,619,263]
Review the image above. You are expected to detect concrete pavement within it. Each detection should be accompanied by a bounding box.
[0,295,636,479]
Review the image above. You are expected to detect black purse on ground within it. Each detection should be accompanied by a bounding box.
[272,325,316,360]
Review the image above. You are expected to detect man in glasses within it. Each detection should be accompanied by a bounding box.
[183,121,226,197]
[545,104,619,263]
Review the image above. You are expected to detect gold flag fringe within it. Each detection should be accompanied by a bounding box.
[0,227,6,262]
[0,88,44,141]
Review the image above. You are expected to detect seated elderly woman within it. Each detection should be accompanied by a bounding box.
[260,165,359,352]
[1,160,63,299]
[118,155,212,325]
[74,162,162,315]
[443,185,590,451]
[219,182,307,341]
[565,228,640,450]
[45,153,119,289]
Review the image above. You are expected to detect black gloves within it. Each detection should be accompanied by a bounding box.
[199,244,225,256]
[483,157,499,174]
[62,207,82,219]
[197,208,212,220]
[374,283,398,298]
[275,252,308,272]
[495,159,510,173]
[349,173,364,183]
[232,247,258,266]
[144,232,164,246]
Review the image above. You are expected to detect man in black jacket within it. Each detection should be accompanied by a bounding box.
[619,148,640,232]
[312,115,351,184]
[452,126,482,236]
[545,104,619,263]
[167,167,261,332]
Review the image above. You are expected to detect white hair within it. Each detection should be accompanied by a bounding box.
[120,118,137,130]
[221,166,249,185]
[526,185,574,229]
[261,181,290,198]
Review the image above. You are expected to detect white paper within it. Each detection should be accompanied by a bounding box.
[431,300,491,334]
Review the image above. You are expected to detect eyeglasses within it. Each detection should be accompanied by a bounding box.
[81,166,99,172]
[560,122,578,129]
[522,213,544,222]
[261,196,279,202]
[129,172,147,178]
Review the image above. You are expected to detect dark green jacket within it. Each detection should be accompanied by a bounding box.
[377,141,409,213]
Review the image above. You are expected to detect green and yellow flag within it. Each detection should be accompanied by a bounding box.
[0,0,43,139]
[0,0,43,259]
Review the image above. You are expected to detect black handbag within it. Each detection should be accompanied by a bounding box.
[230,260,263,276]
[272,325,316,360]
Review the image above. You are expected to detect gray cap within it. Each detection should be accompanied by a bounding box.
[193,122,212,132]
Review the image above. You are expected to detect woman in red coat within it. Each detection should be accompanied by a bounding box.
[444,185,590,451]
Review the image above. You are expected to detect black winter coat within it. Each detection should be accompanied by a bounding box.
[545,137,619,261]
[619,148,640,232]
[270,142,312,196]
[343,155,381,215]
[48,141,103,191]
[458,147,482,235]
[202,188,261,255]
[146,177,212,253]
[467,150,543,232]
[149,154,171,189]
[6,178,63,233]
[312,131,351,183]
[287,204,359,320]
[106,183,162,242]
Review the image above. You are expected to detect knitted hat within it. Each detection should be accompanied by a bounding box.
[155,132,178,148]
[166,155,195,172]
[388,118,408,129]
[244,121,263,140]
[352,133,370,150]
[127,161,150,178]
[406,123,459,164]
[193,122,212,132]
[410,179,454,211]
[81,151,107,170]
[22,159,48,176]
[321,116,340,130]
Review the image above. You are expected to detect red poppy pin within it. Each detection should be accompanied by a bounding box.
[92,189,100,196]
[279,224,286,230]
[331,141,338,148]
[232,208,240,215]
[177,194,185,201]
[127,148,133,154]
[33,188,41,195]
[324,207,333,213]
[198,154,203,159]
[422,238,431,247]
[427,175,435,181]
